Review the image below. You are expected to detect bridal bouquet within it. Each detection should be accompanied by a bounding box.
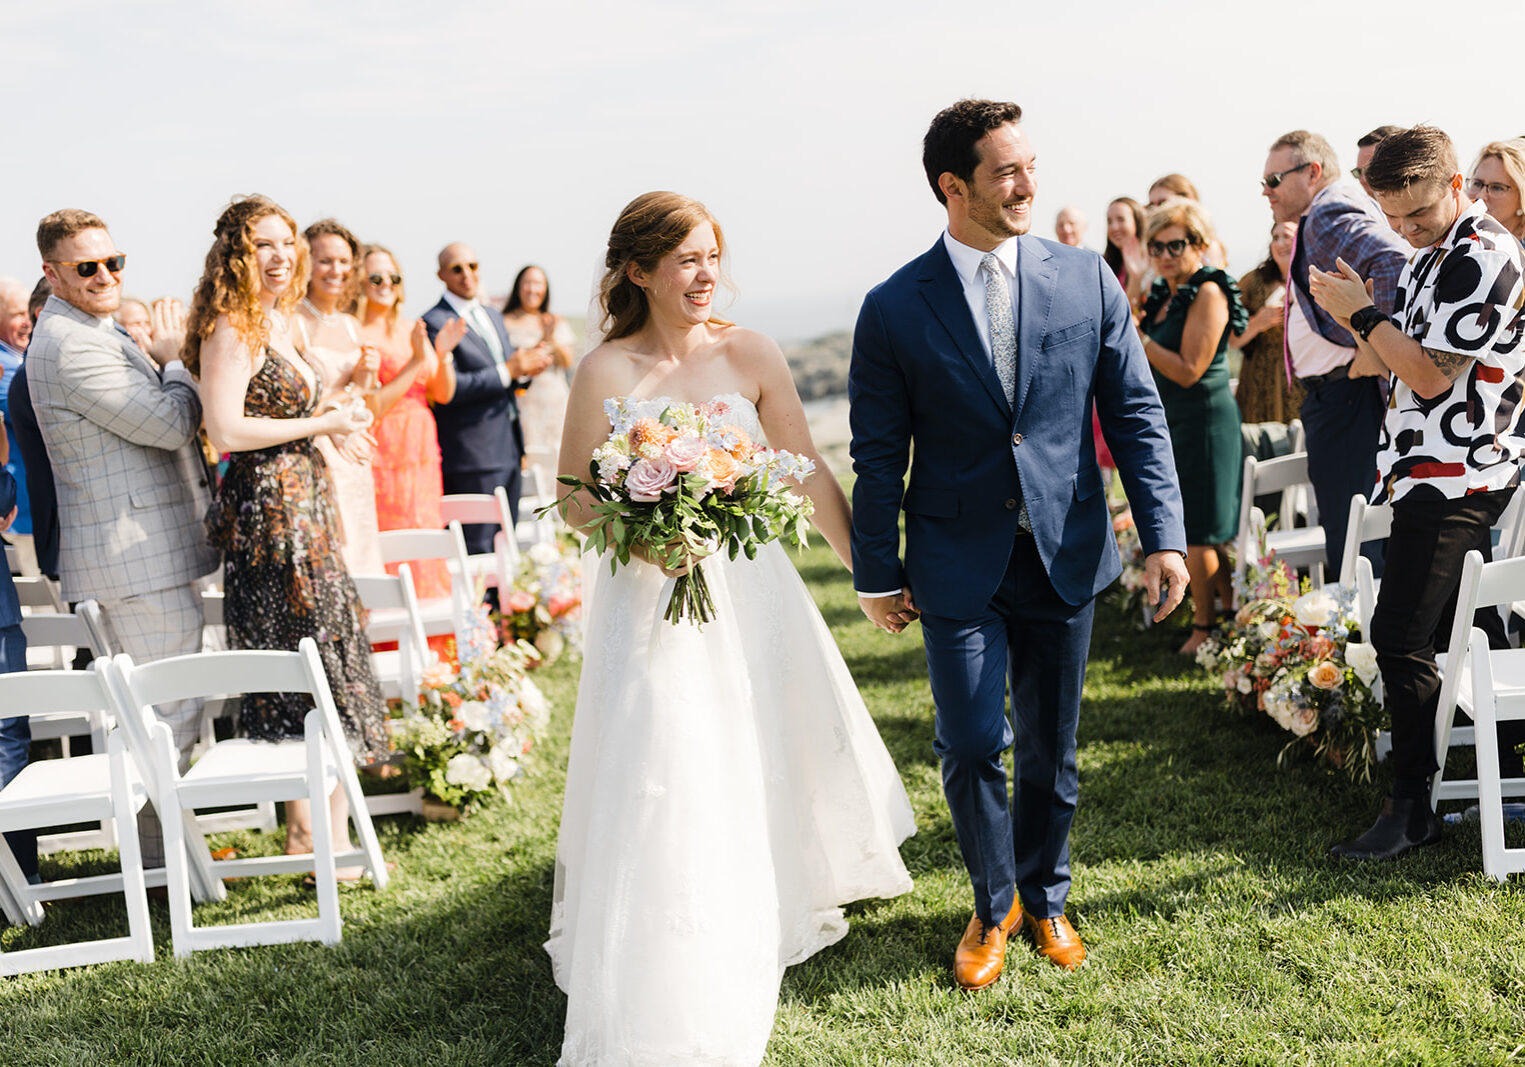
[547,396,816,625]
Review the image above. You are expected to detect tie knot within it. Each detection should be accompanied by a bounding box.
[980,253,1000,276]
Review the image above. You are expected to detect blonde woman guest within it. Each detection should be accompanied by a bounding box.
[1147,174,1227,267]
[1138,198,1247,653]
[502,264,576,472]
[295,219,383,576]
[1233,221,1305,424]
[1467,139,1525,245]
[356,245,462,660]
[187,195,387,865]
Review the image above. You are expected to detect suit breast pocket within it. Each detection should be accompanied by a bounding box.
[1043,320,1096,352]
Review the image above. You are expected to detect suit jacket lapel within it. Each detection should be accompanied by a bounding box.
[1013,235,1057,418]
[917,240,1011,419]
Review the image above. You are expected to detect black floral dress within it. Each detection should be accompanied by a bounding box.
[205,350,389,763]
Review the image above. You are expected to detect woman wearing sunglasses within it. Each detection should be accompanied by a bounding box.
[1466,139,1525,246]
[295,219,384,577]
[187,195,388,864]
[356,245,462,659]
[1136,198,1247,654]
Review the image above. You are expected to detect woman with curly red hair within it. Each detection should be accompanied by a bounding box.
[186,195,388,866]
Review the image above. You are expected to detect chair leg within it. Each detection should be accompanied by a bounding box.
[306,713,342,944]
[109,734,154,963]
[0,840,42,926]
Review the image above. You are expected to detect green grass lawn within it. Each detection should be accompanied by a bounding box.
[4,539,1525,1065]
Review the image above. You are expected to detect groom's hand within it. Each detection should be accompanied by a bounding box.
[1143,550,1190,623]
[859,589,920,634]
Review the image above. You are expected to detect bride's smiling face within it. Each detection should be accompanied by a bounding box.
[634,222,719,325]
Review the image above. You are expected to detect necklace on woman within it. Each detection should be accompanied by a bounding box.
[301,297,343,324]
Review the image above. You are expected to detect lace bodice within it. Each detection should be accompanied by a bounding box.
[606,392,764,442]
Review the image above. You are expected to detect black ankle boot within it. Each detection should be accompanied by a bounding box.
[1330,796,1444,861]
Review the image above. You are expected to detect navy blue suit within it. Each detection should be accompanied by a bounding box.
[849,234,1184,921]
[422,298,526,553]
[5,364,59,578]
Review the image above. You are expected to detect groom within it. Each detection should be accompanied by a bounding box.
[849,100,1187,988]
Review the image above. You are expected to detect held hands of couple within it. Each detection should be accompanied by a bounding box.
[859,589,920,635]
[1143,550,1190,624]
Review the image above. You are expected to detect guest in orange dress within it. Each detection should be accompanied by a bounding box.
[356,244,464,663]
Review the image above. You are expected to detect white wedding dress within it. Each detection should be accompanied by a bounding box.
[546,393,916,1067]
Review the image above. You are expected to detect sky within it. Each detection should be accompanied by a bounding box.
[5,0,1525,343]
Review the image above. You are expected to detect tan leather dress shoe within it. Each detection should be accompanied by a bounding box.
[1022,913,1086,970]
[953,899,1023,990]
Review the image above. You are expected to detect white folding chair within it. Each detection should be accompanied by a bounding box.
[14,572,62,616]
[1235,452,1326,586]
[516,465,561,550]
[1341,495,1393,637]
[378,521,474,647]
[106,638,390,958]
[0,667,154,976]
[354,563,431,704]
[1439,551,1525,879]
[1431,550,1525,810]
[440,488,521,593]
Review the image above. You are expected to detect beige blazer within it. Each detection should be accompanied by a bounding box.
[27,295,218,602]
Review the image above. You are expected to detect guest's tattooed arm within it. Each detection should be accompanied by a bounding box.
[1424,347,1474,384]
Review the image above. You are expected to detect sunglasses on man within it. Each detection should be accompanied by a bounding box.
[448,262,479,275]
[1261,162,1311,190]
[54,253,127,278]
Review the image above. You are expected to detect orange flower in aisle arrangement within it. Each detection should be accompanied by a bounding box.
[497,536,584,665]
[545,396,816,625]
[1195,544,1386,780]
[389,606,551,810]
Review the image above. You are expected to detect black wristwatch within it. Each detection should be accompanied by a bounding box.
[1349,305,1389,341]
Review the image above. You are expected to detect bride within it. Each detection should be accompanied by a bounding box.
[545,191,916,1066]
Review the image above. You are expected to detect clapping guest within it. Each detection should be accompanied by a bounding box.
[424,243,552,547]
[1353,126,1403,198]
[1233,221,1305,424]
[1103,197,1149,309]
[357,244,459,661]
[0,277,32,572]
[296,219,384,575]
[1137,198,1247,654]
[1466,139,1525,246]
[6,278,56,578]
[27,210,218,866]
[502,264,576,473]
[114,297,153,351]
[189,196,387,870]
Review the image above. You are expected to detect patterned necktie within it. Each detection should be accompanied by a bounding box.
[981,253,1017,406]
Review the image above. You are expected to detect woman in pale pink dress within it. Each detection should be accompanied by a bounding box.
[356,244,462,661]
[295,219,384,575]
[501,264,577,474]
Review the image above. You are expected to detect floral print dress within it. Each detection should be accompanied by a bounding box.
[205,350,389,763]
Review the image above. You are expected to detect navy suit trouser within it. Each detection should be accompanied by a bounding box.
[1299,375,1385,582]
[0,624,37,881]
[919,533,1094,923]
[443,466,523,556]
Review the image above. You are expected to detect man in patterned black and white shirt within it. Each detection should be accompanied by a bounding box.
[1312,125,1525,861]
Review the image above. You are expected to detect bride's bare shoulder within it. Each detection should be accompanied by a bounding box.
[719,325,787,368]
[569,339,640,399]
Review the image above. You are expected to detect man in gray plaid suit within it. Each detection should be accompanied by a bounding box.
[27,209,218,865]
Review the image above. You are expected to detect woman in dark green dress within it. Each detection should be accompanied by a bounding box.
[1138,198,1247,654]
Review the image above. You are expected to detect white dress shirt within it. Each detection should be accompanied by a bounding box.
[441,290,514,388]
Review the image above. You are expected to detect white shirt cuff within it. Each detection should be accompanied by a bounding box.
[857,589,903,598]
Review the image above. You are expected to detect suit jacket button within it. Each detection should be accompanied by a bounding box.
[1004,498,1017,510]
[1012,433,1023,446]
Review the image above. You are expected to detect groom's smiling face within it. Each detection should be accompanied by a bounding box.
[962,123,1037,245]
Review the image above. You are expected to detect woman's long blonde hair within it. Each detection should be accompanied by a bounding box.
[183,195,309,374]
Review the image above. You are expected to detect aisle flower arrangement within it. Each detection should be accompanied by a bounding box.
[390,604,552,810]
[498,537,584,665]
[1196,548,1385,780]
[1111,513,1153,625]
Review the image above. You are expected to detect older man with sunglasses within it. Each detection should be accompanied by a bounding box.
[26,209,218,867]
[422,242,552,552]
[1260,130,1410,582]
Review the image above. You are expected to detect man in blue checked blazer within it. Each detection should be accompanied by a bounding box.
[849,100,1188,989]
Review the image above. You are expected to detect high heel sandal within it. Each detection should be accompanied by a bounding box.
[1179,622,1214,655]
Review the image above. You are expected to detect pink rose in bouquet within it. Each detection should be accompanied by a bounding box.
[665,433,708,471]
[626,456,678,501]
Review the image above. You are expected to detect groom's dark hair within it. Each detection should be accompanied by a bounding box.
[923,100,1024,205]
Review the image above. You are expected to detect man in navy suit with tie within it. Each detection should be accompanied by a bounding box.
[849,100,1189,989]
[423,243,552,552]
